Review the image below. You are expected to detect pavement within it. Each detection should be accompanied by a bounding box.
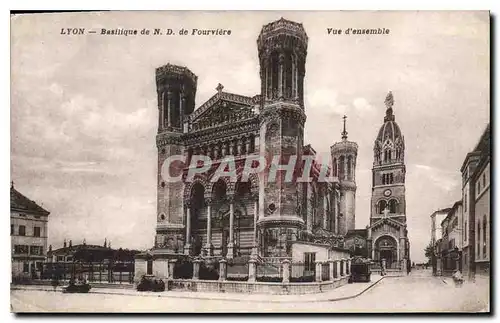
[11,274,384,303]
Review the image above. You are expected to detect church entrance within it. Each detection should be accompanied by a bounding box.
[375,235,398,269]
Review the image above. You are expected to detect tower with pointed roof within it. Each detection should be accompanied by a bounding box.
[367,91,410,274]
[330,115,358,235]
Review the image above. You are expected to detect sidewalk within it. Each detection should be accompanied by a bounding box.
[12,275,384,303]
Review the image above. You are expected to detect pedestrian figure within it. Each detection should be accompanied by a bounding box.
[51,277,59,292]
[452,270,464,287]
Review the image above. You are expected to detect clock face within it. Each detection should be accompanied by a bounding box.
[384,189,392,197]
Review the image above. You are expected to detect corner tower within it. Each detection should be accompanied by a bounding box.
[155,64,197,254]
[330,116,358,235]
[370,91,406,225]
[256,18,308,256]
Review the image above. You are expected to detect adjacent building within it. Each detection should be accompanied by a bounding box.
[10,183,50,280]
[429,208,451,275]
[439,201,463,276]
[459,123,490,280]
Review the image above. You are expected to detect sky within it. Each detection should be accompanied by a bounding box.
[11,11,489,262]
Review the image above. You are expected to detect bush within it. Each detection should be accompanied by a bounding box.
[136,276,165,292]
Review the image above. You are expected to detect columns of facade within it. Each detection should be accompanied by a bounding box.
[229,139,235,155]
[221,141,227,157]
[166,90,172,127]
[237,139,243,155]
[344,156,348,180]
[245,137,251,154]
[179,90,185,127]
[323,192,328,230]
[251,195,259,256]
[227,195,235,259]
[278,53,284,99]
[367,227,373,260]
[306,183,313,232]
[334,197,339,235]
[204,197,213,256]
[399,225,405,264]
[160,92,165,129]
[184,202,192,255]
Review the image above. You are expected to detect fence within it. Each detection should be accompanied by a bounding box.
[256,261,282,282]
[173,260,193,279]
[290,262,315,282]
[36,262,134,284]
[227,259,249,281]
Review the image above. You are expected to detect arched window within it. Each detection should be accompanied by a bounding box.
[464,220,467,241]
[483,215,487,258]
[383,150,388,162]
[378,200,387,214]
[390,173,394,184]
[388,199,398,213]
[477,219,481,259]
[382,174,385,185]
[332,158,337,176]
[347,156,352,179]
[339,156,345,179]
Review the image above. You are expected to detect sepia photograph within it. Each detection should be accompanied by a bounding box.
[10,10,490,313]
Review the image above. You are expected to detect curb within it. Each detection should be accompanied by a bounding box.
[11,277,386,304]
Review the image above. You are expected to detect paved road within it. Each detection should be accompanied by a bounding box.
[11,270,489,313]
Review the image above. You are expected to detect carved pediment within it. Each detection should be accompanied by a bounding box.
[371,217,404,232]
[189,98,257,132]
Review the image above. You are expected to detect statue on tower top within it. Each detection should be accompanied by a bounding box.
[384,91,394,109]
[384,91,395,122]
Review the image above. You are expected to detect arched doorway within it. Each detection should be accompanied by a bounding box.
[374,235,398,269]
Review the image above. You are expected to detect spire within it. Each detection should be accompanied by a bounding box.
[104,238,107,248]
[384,91,395,122]
[341,115,348,140]
[63,239,67,248]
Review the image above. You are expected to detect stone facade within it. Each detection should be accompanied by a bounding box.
[11,184,50,280]
[147,19,357,272]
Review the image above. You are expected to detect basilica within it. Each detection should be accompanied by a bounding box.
[147,18,410,273]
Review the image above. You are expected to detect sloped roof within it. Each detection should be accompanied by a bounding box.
[11,186,50,215]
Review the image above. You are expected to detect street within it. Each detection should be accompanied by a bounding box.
[11,270,489,313]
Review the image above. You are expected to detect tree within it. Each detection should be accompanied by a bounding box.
[424,242,434,264]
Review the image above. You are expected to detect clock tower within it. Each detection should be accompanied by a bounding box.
[370,91,406,225]
[366,92,410,274]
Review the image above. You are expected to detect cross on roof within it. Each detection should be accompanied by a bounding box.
[216,83,224,95]
[341,115,348,140]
